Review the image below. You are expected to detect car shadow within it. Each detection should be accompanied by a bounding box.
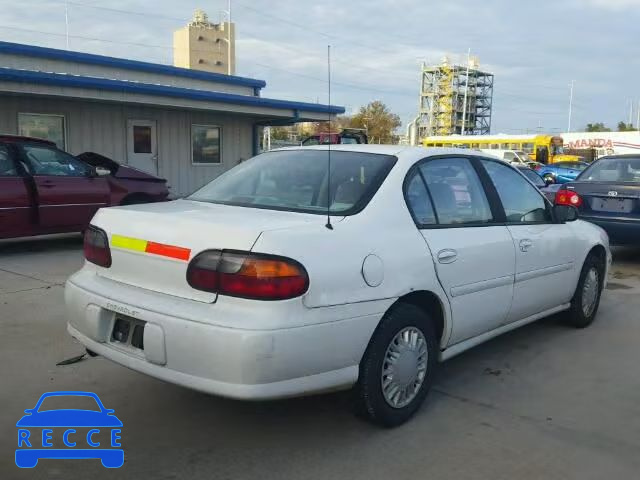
[0,233,82,255]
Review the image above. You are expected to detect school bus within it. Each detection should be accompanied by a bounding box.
[422,134,581,164]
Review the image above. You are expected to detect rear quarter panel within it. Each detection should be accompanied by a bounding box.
[251,158,452,339]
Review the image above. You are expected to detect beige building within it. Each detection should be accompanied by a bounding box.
[173,10,235,75]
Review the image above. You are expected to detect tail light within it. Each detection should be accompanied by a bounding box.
[555,189,583,207]
[187,250,309,301]
[534,164,542,171]
[84,226,112,268]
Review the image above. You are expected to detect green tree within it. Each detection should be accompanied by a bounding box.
[269,126,291,141]
[617,121,638,132]
[351,101,401,144]
[585,122,611,132]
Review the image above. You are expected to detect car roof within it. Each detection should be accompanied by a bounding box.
[269,144,492,163]
[0,134,56,146]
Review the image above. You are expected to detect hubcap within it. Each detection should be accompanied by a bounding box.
[381,327,428,409]
[581,267,599,317]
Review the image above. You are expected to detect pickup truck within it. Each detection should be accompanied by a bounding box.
[0,135,169,240]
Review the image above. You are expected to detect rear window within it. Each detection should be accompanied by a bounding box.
[188,150,397,215]
[579,157,640,183]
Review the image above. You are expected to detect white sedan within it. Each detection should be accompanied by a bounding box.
[66,145,610,426]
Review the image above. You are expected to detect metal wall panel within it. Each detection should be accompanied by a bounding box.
[0,95,255,197]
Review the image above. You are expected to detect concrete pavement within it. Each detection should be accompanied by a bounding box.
[1,235,639,479]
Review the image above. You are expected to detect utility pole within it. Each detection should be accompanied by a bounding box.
[636,100,640,130]
[567,80,575,132]
[629,99,634,127]
[461,48,471,136]
[65,1,69,49]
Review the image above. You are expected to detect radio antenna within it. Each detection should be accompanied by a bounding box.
[325,44,333,230]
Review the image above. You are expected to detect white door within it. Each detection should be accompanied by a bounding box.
[479,158,577,323]
[127,120,158,175]
[405,157,516,346]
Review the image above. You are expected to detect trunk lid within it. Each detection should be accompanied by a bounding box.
[567,181,640,219]
[91,199,320,302]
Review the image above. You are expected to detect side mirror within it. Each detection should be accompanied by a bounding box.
[553,204,578,223]
[544,176,555,185]
[95,166,111,177]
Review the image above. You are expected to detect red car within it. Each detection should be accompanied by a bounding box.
[0,135,169,239]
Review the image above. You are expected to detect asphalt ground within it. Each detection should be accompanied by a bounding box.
[1,234,639,480]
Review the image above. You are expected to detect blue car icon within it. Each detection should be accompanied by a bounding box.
[16,391,123,468]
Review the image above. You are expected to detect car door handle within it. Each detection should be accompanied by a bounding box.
[519,239,533,252]
[437,249,458,264]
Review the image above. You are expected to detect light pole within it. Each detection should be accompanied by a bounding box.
[567,80,575,132]
[220,0,232,75]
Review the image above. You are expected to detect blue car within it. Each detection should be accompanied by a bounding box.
[16,391,123,468]
[536,161,589,184]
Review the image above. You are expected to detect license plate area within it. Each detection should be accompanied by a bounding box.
[591,197,633,213]
[111,315,146,350]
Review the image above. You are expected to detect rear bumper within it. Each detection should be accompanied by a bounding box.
[65,271,383,400]
[580,217,640,245]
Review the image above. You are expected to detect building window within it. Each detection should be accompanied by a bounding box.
[192,125,221,164]
[18,113,66,150]
[133,125,153,153]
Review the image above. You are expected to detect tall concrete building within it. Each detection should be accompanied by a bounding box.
[173,9,235,75]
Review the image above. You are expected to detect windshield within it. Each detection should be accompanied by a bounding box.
[188,150,397,215]
[519,168,545,187]
[551,144,565,155]
[578,157,640,183]
[514,151,533,162]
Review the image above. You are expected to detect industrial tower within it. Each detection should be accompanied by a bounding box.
[418,57,494,139]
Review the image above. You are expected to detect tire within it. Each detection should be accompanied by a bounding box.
[565,253,604,328]
[354,303,438,427]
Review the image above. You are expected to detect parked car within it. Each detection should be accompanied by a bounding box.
[479,149,534,167]
[301,128,368,146]
[515,165,558,201]
[66,146,610,427]
[554,154,640,245]
[536,161,589,184]
[0,135,169,239]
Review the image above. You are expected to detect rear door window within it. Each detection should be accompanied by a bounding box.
[418,157,493,225]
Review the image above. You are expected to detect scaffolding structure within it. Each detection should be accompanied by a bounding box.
[418,57,494,139]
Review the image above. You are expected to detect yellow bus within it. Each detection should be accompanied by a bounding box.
[422,134,580,164]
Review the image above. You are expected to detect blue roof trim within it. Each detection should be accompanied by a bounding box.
[0,41,266,89]
[0,68,346,115]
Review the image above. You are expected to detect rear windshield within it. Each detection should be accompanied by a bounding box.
[578,157,640,183]
[188,150,397,215]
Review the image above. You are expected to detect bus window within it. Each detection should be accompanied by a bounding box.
[510,143,520,150]
[490,144,499,149]
[500,143,509,149]
[471,143,479,148]
[435,143,443,147]
[522,143,534,154]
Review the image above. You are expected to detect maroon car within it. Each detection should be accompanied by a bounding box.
[0,135,169,239]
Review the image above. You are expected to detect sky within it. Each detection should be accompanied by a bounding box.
[1,0,639,134]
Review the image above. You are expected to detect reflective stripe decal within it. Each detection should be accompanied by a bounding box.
[110,234,191,261]
[111,234,147,252]
[145,241,191,261]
